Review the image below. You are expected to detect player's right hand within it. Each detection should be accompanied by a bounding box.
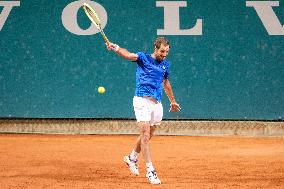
[106,43,119,52]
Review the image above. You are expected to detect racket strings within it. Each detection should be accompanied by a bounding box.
[84,6,101,26]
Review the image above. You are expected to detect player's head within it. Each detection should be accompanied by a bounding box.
[153,37,170,62]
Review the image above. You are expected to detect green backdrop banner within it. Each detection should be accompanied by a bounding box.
[0,0,283,119]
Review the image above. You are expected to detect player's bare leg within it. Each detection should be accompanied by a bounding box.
[123,121,150,176]
[138,122,161,184]
[123,124,156,176]
[139,121,152,163]
[133,125,156,154]
[124,123,160,184]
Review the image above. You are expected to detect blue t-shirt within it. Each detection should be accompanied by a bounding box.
[134,52,170,102]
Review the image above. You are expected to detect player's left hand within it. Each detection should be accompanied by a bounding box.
[169,102,181,112]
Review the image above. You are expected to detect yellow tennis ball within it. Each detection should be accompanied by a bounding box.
[98,86,105,94]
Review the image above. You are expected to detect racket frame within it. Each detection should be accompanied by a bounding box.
[82,3,110,44]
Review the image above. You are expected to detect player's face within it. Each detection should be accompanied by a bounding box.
[154,44,170,62]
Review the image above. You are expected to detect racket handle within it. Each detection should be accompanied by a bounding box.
[100,29,109,44]
[102,34,110,45]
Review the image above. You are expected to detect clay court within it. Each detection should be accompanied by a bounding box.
[0,134,283,189]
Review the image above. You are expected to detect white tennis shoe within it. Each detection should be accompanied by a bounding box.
[123,155,139,176]
[146,170,161,184]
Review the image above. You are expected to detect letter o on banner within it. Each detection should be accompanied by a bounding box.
[61,0,108,35]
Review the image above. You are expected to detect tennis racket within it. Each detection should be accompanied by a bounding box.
[82,3,110,44]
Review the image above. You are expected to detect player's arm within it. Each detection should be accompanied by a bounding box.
[163,79,181,112]
[106,42,138,61]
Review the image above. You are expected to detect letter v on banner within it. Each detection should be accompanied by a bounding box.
[246,1,284,35]
[0,1,20,31]
[156,1,202,35]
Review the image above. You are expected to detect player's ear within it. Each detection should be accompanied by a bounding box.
[154,45,158,52]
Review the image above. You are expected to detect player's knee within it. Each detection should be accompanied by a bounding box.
[149,132,154,139]
[149,126,157,139]
[139,122,151,144]
[141,132,150,144]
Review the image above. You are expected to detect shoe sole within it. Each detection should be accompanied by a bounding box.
[150,182,161,185]
[148,179,161,184]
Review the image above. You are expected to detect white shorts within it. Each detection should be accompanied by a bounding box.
[133,96,163,126]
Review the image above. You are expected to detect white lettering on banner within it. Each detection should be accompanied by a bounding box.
[246,1,284,35]
[156,1,202,35]
[61,0,107,35]
[0,1,20,31]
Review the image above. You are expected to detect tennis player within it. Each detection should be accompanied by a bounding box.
[106,37,181,185]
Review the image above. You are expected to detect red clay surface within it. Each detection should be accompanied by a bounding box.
[0,134,283,189]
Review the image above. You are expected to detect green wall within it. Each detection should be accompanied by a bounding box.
[0,0,283,120]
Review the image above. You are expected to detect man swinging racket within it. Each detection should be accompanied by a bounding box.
[106,37,181,185]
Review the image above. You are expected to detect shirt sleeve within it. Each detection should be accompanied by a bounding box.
[135,52,145,66]
[164,62,170,79]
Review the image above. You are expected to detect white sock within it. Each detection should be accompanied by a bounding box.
[146,162,155,172]
[129,149,139,161]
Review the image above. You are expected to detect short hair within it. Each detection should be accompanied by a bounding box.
[154,37,170,49]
